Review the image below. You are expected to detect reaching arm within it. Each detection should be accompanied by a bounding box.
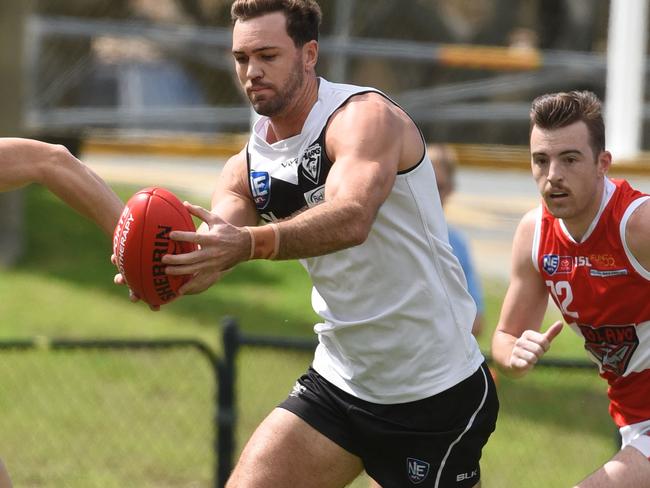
[491,208,563,378]
[0,138,123,235]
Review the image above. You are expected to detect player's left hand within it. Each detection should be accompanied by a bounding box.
[110,254,160,311]
[163,202,251,294]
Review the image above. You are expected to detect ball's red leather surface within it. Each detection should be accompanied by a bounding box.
[113,187,197,306]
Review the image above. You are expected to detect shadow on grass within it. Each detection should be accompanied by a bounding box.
[18,185,317,337]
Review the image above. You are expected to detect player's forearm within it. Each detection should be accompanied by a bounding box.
[272,199,372,260]
[38,144,123,236]
[0,138,51,191]
[0,138,123,236]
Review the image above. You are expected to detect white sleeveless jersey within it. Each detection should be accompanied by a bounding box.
[247,78,484,403]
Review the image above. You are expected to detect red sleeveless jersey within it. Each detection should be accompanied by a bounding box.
[534,178,650,427]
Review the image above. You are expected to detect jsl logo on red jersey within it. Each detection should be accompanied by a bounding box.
[578,324,639,376]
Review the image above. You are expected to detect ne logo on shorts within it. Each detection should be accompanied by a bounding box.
[406,457,429,484]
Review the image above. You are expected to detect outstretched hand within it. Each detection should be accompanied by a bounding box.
[162,202,252,295]
[509,321,564,375]
[110,254,160,311]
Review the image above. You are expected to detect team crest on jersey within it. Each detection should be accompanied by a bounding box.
[406,458,430,484]
[250,171,271,209]
[543,254,573,275]
[579,324,639,376]
[300,143,322,184]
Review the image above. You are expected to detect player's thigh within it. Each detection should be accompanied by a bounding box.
[575,445,650,488]
[227,407,364,488]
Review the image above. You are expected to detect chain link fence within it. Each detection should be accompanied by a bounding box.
[0,339,220,488]
[0,323,620,487]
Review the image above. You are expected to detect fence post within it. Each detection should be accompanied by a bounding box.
[217,317,240,488]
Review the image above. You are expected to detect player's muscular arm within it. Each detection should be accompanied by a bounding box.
[492,209,563,378]
[274,94,402,259]
[625,198,650,272]
[0,137,123,235]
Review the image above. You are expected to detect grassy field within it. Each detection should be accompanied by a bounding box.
[0,184,616,487]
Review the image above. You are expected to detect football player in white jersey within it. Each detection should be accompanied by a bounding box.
[149,1,498,487]
[491,91,650,487]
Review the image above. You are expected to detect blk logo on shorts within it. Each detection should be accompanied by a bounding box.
[406,457,429,484]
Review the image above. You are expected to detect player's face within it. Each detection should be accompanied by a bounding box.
[232,12,310,117]
[530,121,611,231]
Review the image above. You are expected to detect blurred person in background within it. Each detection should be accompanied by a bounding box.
[0,137,123,488]
[141,0,499,486]
[430,144,485,336]
[491,90,650,487]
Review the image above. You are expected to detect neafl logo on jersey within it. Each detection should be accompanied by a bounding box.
[250,171,271,209]
[543,254,591,275]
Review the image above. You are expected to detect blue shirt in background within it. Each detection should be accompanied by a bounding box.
[448,225,484,313]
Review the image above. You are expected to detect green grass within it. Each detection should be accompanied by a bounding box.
[0,184,615,487]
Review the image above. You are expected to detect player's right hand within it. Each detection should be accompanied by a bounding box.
[509,321,563,375]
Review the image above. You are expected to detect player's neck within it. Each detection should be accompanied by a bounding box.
[266,77,319,143]
[562,179,606,243]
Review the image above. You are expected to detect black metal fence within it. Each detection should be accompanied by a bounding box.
[0,335,223,488]
[0,319,616,488]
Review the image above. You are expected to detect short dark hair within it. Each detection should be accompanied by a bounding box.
[231,0,322,46]
[529,90,605,157]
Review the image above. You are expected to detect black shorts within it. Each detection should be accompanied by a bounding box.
[279,362,498,488]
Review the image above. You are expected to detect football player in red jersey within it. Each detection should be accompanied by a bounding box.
[0,137,123,488]
[492,90,650,487]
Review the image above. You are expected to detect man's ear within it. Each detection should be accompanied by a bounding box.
[597,150,612,176]
[303,40,318,72]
